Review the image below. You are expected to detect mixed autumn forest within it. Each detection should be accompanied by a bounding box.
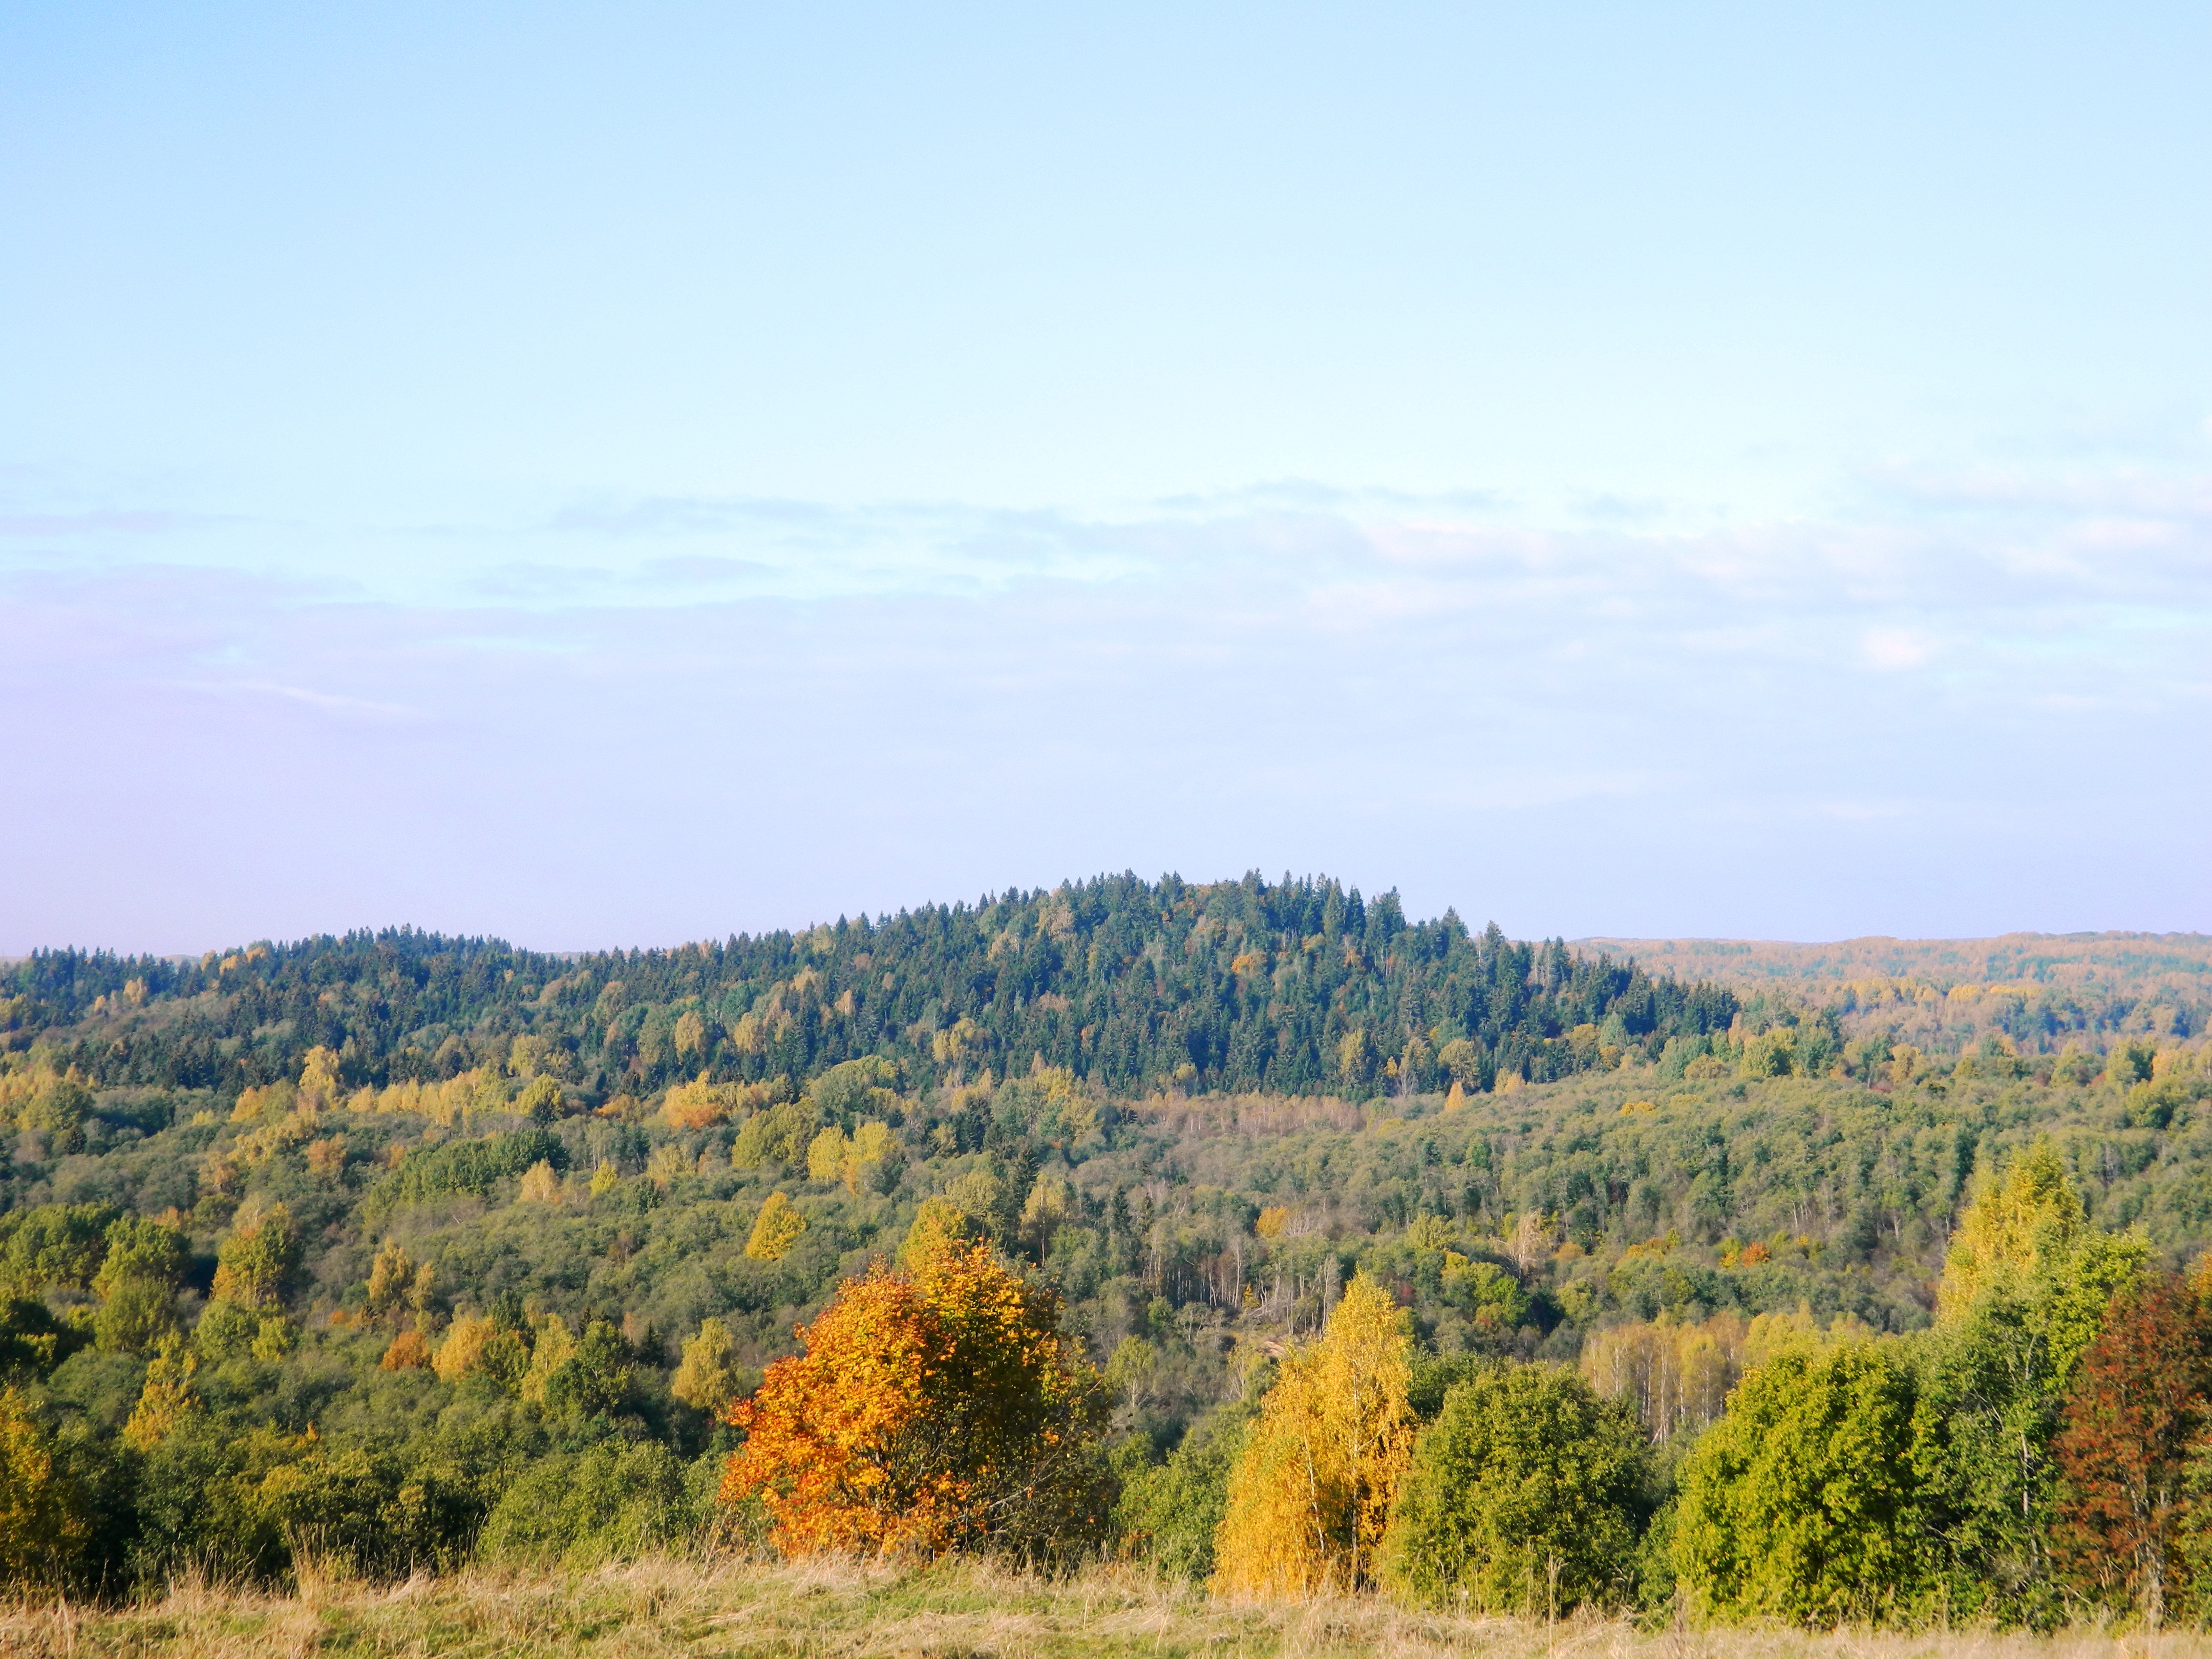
[3,873,2212,1640]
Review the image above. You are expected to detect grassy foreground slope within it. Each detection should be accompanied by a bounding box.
[14,1555,2212,1659]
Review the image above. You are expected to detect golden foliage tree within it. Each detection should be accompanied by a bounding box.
[847,1121,901,1192]
[516,1075,564,1123]
[209,1203,300,1310]
[746,1192,807,1262]
[364,1239,414,1321]
[432,1315,493,1382]
[1939,1137,2088,1317]
[1211,1272,1415,1598]
[518,1159,563,1204]
[434,1314,528,1386]
[0,1386,87,1589]
[806,1127,850,1184]
[1019,1174,1072,1259]
[1337,1029,1374,1087]
[1580,1305,1863,1442]
[297,1044,344,1111]
[668,1309,748,1415]
[520,1315,578,1402]
[720,1239,1105,1560]
[672,1316,744,1414]
[123,1334,202,1451]
[899,1197,979,1268]
[662,1071,751,1130]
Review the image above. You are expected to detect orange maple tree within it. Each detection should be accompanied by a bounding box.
[720,1238,1107,1559]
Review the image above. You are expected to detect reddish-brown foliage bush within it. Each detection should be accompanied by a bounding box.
[2053,1273,2212,1621]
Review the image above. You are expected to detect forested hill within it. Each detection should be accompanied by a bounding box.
[1,874,2209,1604]
[1,874,1738,1103]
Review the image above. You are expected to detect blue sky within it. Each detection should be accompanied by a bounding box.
[3,2,2208,952]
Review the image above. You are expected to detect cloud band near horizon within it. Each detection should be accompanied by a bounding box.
[2,469,2206,955]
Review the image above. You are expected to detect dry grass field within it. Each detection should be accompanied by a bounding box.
[0,1557,2198,1659]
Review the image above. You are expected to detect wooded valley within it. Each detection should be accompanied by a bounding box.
[1,874,2207,1628]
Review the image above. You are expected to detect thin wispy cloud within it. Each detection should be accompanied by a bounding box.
[3,2,2205,958]
[0,509,188,538]
[166,679,430,723]
[1859,628,1941,672]
[4,459,2206,952]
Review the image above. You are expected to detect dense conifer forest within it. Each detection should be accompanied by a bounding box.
[6,874,1738,1103]
[1,875,2209,1625]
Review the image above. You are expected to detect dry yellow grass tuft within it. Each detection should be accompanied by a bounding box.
[1,1555,2205,1659]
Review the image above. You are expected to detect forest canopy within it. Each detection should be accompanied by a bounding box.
[0,876,2206,1617]
[1,874,1738,1105]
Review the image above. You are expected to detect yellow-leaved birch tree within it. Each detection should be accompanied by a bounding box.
[1211,1272,1414,1598]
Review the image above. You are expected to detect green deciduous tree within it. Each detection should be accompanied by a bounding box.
[477,1440,699,1565]
[1114,1408,1247,1581]
[732,1100,819,1171]
[16,1076,90,1154]
[92,1215,186,1298]
[671,1317,745,1417]
[1673,1342,1932,1626]
[1105,1337,1159,1416]
[542,1321,636,1419]
[1382,1363,1647,1614]
[1911,1141,2149,1625]
[0,1204,113,1299]
[94,1273,178,1356]
[209,1204,301,1311]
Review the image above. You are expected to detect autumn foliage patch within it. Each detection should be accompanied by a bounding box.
[720,1239,1107,1560]
[2052,1273,2212,1622]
